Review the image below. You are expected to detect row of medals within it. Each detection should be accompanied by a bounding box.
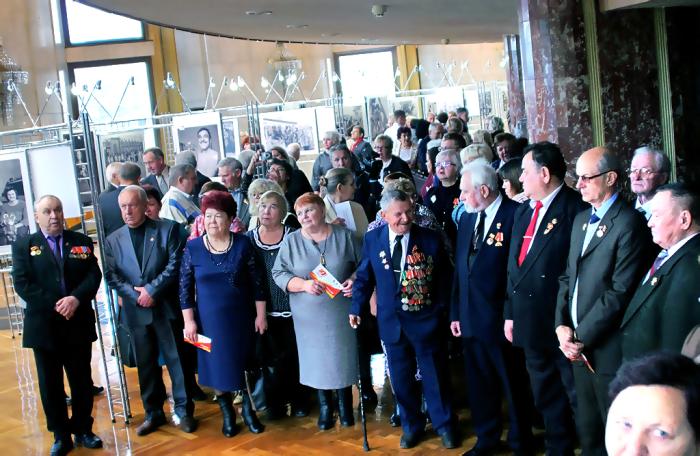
[401,253,434,311]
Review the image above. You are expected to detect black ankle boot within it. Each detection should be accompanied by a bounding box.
[337,387,355,427]
[216,393,239,437]
[317,389,336,430]
[241,392,265,434]
[389,397,401,427]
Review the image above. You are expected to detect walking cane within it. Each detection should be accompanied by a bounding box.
[354,327,370,451]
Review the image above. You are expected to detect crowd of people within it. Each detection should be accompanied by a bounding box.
[11,107,700,456]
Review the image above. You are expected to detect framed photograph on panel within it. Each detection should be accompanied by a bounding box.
[221,117,241,157]
[98,130,147,178]
[172,111,224,178]
[0,149,35,254]
[259,108,319,155]
[341,104,367,137]
[366,96,390,141]
[27,143,83,231]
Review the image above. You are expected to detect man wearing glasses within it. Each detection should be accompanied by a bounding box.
[628,146,670,220]
[555,147,657,456]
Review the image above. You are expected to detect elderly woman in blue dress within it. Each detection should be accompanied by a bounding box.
[272,192,360,431]
[180,190,267,438]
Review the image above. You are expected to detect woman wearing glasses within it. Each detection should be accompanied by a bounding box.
[424,149,462,248]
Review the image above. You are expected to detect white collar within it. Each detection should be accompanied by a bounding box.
[667,232,700,259]
[483,193,503,219]
[531,183,564,211]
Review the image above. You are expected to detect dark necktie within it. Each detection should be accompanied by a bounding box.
[472,211,486,252]
[645,249,669,282]
[391,234,403,283]
[589,212,600,224]
[49,235,66,294]
[518,200,543,266]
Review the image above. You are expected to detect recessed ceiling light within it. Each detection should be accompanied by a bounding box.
[321,32,340,37]
[286,24,309,29]
[259,10,273,15]
[245,10,272,16]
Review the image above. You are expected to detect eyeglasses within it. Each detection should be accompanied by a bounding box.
[575,170,612,183]
[627,167,657,178]
[438,146,457,152]
[436,161,455,169]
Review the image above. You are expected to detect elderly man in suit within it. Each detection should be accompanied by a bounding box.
[98,162,141,238]
[351,189,456,450]
[104,185,197,435]
[103,162,122,193]
[450,159,534,456]
[504,142,587,456]
[217,157,250,229]
[12,195,103,456]
[555,147,657,456]
[621,183,700,361]
[628,147,670,221]
[141,147,170,198]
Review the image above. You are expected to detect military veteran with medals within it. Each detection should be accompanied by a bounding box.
[350,189,457,450]
[12,195,103,456]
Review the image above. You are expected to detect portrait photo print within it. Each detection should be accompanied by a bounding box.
[172,111,224,178]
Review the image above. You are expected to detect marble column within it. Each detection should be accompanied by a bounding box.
[504,34,526,136]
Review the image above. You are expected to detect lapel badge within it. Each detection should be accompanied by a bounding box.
[596,224,607,238]
[149,237,155,242]
[379,250,386,258]
[496,222,502,230]
[486,237,494,246]
[582,223,588,231]
[30,246,41,256]
[552,218,558,225]
[650,277,658,286]
[384,264,390,270]
[544,222,554,235]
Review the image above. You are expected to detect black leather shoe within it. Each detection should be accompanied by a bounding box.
[135,414,167,436]
[50,437,73,456]
[439,429,459,449]
[179,415,198,433]
[399,431,424,449]
[74,432,103,449]
[461,445,498,456]
[91,385,104,396]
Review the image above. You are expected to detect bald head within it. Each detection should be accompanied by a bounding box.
[576,147,621,208]
[118,185,148,228]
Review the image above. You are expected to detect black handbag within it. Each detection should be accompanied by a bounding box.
[116,308,137,368]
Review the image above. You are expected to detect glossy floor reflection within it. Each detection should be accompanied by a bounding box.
[0,329,538,455]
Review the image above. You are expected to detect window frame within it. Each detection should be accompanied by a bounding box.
[333,47,398,98]
[60,0,146,47]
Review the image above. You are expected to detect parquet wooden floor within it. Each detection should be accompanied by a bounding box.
[0,329,538,455]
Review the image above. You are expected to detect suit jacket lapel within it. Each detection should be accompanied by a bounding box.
[582,198,621,258]
[517,200,566,280]
[141,222,157,273]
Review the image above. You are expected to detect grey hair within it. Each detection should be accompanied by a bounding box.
[380,189,411,211]
[287,142,301,156]
[323,130,341,146]
[462,158,499,193]
[119,185,147,204]
[374,134,393,151]
[321,168,353,195]
[175,150,197,167]
[248,178,284,215]
[436,149,462,174]
[217,156,242,172]
[633,146,671,175]
[169,164,195,187]
[34,194,62,212]
[472,129,493,147]
[460,143,494,164]
[105,162,122,183]
[119,162,142,182]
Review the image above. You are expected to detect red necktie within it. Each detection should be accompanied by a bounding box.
[518,200,543,266]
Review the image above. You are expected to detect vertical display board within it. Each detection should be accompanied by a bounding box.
[0,148,35,254]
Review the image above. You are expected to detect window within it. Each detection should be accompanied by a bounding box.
[71,60,152,125]
[336,50,396,104]
[62,0,143,45]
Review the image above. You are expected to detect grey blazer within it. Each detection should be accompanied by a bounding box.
[104,218,186,327]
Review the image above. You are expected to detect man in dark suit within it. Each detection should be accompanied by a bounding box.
[104,185,197,435]
[140,147,170,198]
[504,142,587,456]
[351,189,456,450]
[555,147,657,456]
[621,183,700,361]
[368,135,413,206]
[450,159,533,456]
[12,195,103,455]
[97,162,141,238]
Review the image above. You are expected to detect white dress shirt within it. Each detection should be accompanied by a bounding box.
[525,184,564,255]
[474,194,503,243]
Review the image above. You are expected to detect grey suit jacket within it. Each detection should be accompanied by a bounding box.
[104,218,186,327]
[555,196,657,374]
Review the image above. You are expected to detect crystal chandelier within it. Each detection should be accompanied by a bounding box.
[0,37,29,125]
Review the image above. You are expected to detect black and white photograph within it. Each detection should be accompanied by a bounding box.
[172,111,224,178]
[259,107,318,154]
[98,130,146,177]
[341,104,366,136]
[366,96,390,141]
[0,149,35,253]
[391,96,420,119]
[222,117,241,157]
